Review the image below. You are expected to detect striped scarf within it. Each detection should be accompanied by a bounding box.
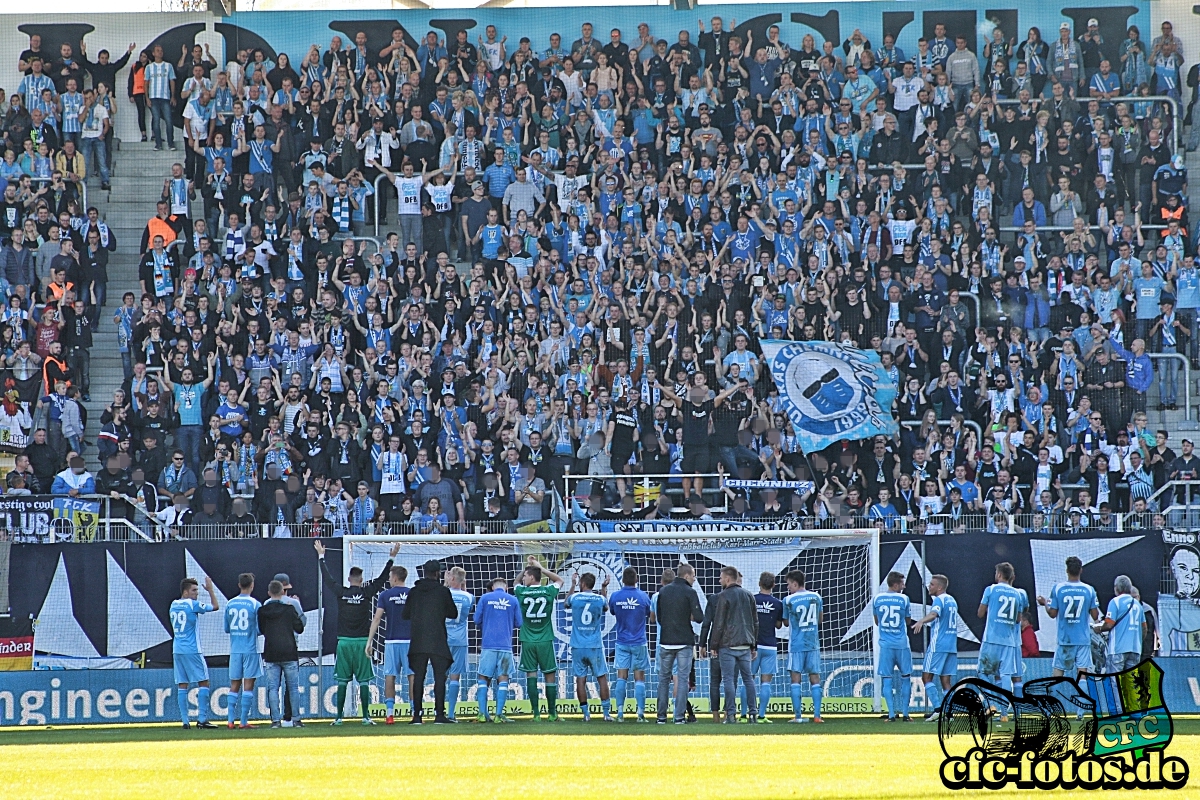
[332,194,351,232]
[223,227,245,262]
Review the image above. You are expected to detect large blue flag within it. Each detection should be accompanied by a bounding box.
[760,340,899,453]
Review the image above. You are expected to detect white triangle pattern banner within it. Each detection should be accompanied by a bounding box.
[33,554,100,658]
[184,549,231,656]
[696,545,807,587]
[1029,536,1144,652]
[841,541,979,645]
[106,551,171,657]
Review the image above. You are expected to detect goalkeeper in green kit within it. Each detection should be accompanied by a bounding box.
[315,539,400,725]
[514,556,564,721]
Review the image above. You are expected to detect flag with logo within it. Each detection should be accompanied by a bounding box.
[51,497,101,543]
[1085,660,1172,757]
[0,615,33,671]
[760,341,899,453]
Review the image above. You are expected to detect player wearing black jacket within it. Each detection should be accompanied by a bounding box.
[315,539,399,724]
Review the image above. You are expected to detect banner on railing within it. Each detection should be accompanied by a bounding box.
[0,496,102,543]
[1159,530,1200,656]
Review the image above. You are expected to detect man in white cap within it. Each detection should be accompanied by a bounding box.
[1053,23,1083,94]
[1079,18,1106,87]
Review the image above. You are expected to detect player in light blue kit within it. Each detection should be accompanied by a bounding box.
[444,566,474,721]
[1037,556,1100,678]
[224,573,262,729]
[783,569,824,724]
[1100,574,1147,672]
[170,576,220,728]
[911,573,958,722]
[474,576,522,722]
[873,570,912,722]
[978,561,1029,719]
[366,565,411,725]
[566,570,611,722]
[608,566,652,722]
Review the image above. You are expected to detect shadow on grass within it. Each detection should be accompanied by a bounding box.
[3,717,1198,747]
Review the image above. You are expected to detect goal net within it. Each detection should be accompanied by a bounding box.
[345,528,880,717]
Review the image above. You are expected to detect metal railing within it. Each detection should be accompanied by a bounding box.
[1143,479,1200,511]
[998,224,1171,234]
[1146,352,1192,420]
[565,471,731,514]
[994,94,1183,153]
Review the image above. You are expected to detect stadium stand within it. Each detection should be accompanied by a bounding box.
[0,12,1198,542]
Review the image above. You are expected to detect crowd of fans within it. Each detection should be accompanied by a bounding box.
[0,16,1198,539]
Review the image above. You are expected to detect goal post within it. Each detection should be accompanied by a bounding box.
[345,528,882,718]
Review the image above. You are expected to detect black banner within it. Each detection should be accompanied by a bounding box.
[4,531,1162,666]
[881,530,1160,651]
[6,539,340,666]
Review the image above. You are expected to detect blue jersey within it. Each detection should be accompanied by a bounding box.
[224,594,261,654]
[981,583,1028,648]
[447,588,474,647]
[929,593,959,654]
[754,592,784,648]
[474,589,522,651]
[609,587,651,645]
[784,590,823,652]
[567,592,607,649]
[376,586,411,642]
[1105,594,1145,655]
[873,591,910,648]
[170,597,214,655]
[1049,581,1099,647]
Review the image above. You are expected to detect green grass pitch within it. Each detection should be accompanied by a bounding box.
[5,717,1200,798]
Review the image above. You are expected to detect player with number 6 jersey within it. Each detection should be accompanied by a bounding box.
[565,570,611,722]
[514,557,564,720]
[783,569,823,724]
[224,573,262,729]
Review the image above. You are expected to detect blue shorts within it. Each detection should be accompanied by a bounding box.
[789,649,821,676]
[924,651,957,677]
[228,652,262,681]
[477,649,515,679]
[614,644,650,672]
[571,647,608,678]
[449,644,468,677]
[1053,643,1094,673]
[173,653,209,685]
[753,647,779,677]
[383,641,412,677]
[978,642,1021,679]
[878,646,913,676]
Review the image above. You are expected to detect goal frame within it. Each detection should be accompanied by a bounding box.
[344,527,883,714]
